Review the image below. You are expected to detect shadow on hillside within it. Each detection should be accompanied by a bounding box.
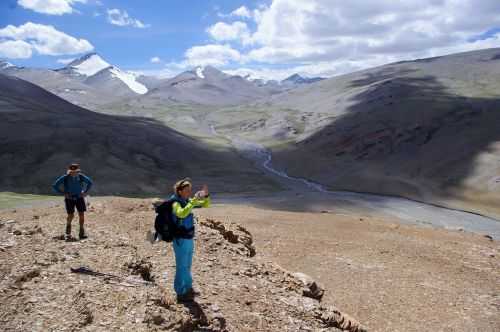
[265,68,500,213]
[2,69,500,217]
[0,74,282,196]
[348,67,417,87]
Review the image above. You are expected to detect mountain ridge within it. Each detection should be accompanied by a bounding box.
[0,73,280,195]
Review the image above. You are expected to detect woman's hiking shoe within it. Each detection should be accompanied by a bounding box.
[79,230,88,240]
[176,288,200,303]
[176,292,194,303]
[187,288,200,297]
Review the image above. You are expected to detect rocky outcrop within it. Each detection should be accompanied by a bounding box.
[200,218,256,257]
[291,272,325,301]
[0,198,367,331]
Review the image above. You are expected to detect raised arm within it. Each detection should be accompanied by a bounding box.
[172,201,196,219]
[191,196,211,208]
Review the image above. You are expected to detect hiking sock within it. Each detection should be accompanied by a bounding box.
[65,223,71,236]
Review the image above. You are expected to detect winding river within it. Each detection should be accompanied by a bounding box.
[210,125,500,239]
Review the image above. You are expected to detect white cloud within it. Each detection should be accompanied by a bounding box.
[17,0,86,15]
[107,8,150,28]
[223,67,293,81]
[57,57,75,64]
[0,40,33,59]
[207,21,251,44]
[427,31,500,57]
[130,68,176,79]
[185,44,241,67]
[131,60,194,78]
[231,6,251,19]
[188,0,500,79]
[150,56,161,63]
[246,0,500,64]
[125,0,500,80]
[0,22,93,57]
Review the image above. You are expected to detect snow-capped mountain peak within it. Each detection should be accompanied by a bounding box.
[0,60,15,69]
[60,53,147,95]
[196,66,205,79]
[190,66,228,80]
[67,53,111,76]
[108,67,148,94]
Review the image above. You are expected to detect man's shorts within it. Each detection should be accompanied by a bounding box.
[65,197,86,214]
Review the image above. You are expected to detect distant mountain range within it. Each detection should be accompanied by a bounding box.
[138,65,276,107]
[0,53,324,109]
[2,48,499,218]
[281,73,325,85]
[0,53,147,110]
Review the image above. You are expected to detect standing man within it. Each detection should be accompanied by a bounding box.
[52,163,93,240]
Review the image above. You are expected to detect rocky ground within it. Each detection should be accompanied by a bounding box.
[0,198,365,332]
[200,203,500,332]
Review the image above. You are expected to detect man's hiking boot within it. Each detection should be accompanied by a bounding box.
[79,229,88,240]
[65,224,72,241]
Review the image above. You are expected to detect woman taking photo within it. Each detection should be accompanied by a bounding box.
[170,178,210,302]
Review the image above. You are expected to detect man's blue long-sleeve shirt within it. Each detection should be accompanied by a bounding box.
[52,174,93,198]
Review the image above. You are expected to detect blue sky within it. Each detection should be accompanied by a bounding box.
[1,0,499,79]
[0,0,264,69]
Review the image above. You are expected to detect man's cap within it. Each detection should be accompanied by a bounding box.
[68,163,81,172]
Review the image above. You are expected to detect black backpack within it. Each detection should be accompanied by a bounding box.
[154,198,195,242]
[154,198,180,242]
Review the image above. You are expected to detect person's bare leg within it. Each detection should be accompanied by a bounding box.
[78,212,86,239]
[66,213,74,238]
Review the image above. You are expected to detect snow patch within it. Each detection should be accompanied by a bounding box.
[63,88,87,94]
[0,61,15,69]
[109,67,148,94]
[71,54,110,76]
[196,67,205,79]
